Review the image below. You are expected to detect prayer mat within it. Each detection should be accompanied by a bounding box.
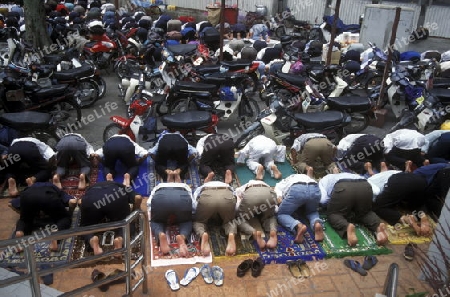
[96,157,150,196]
[0,208,80,269]
[386,216,437,245]
[234,161,296,187]
[149,219,212,267]
[208,223,258,258]
[254,225,327,264]
[319,219,392,258]
[60,165,99,198]
[147,158,202,192]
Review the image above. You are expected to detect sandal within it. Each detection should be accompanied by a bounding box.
[165,269,180,291]
[286,260,302,278]
[362,255,378,270]
[343,259,367,276]
[180,267,200,286]
[297,260,311,278]
[200,264,213,284]
[404,243,415,261]
[91,269,109,292]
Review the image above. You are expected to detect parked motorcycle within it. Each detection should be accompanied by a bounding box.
[234,93,351,149]
[270,8,311,39]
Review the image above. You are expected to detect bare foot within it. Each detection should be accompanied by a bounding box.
[204,172,215,183]
[423,159,430,166]
[405,160,413,173]
[113,237,123,259]
[201,233,211,256]
[408,215,422,236]
[254,230,266,249]
[90,236,103,255]
[15,231,24,252]
[380,162,388,172]
[8,178,19,197]
[53,174,62,189]
[364,162,374,176]
[224,170,233,184]
[25,178,34,187]
[347,223,358,247]
[306,166,314,178]
[256,165,264,180]
[159,233,171,255]
[314,221,324,242]
[176,235,189,257]
[294,223,307,244]
[271,165,282,179]
[123,173,131,187]
[225,233,236,256]
[174,169,182,183]
[78,173,87,190]
[266,230,278,249]
[49,240,59,252]
[420,216,432,237]
[106,173,114,181]
[376,223,388,246]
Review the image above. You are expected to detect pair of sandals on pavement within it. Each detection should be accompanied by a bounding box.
[343,255,378,276]
[286,259,311,278]
[165,264,224,291]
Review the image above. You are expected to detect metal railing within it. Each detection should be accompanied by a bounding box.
[0,210,149,297]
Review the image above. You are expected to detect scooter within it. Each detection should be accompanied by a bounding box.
[234,93,351,149]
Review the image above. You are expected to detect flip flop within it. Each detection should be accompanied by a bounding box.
[200,264,213,284]
[297,260,311,278]
[343,259,367,276]
[164,269,180,291]
[212,266,224,286]
[180,267,200,286]
[362,255,378,270]
[286,260,302,278]
[91,269,109,292]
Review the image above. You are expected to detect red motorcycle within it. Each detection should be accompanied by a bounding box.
[83,22,118,70]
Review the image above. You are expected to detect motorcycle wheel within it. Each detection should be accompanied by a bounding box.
[75,81,100,108]
[115,60,132,79]
[239,98,261,124]
[49,100,82,134]
[242,72,259,95]
[365,75,384,95]
[275,27,286,38]
[344,113,369,134]
[94,76,107,99]
[169,99,200,114]
[234,124,265,150]
[103,123,123,143]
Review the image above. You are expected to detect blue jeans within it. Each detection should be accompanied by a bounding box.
[277,183,322,233]
[151,221,193,244]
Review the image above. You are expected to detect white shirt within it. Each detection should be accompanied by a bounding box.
[336,134,365,158]
[367,170,401,201]
[235,180,270,210]
[318,172,369,205]
[383,129,428,154]
[147,182,196,212]
[10,137,55,161]
[274,174,317,199]
[237,135,285,163]
[95,134,147,158]
[423,130,450,153]
[195,134,231,158]
[193,181,234,201]
[291,133,327,153]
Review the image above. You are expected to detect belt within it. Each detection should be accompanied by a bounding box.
[204,186,230,190]
[336,179,366,184]
[246,184,268,189]
[292,181,317,186]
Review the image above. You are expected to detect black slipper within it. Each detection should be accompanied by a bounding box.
[344,259,367,276]
[362,255,378,270]
[91,269,109,292]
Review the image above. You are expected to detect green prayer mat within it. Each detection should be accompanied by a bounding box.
[208,224,258,258]
[234,161,296,187]
[320,220,392,258]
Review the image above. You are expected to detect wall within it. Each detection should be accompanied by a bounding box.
[423,5,450,38]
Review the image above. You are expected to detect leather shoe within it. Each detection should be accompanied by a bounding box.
[237,259,253,277]
[251,257,265,277]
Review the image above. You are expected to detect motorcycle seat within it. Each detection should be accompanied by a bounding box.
[429,88,450,105]
[0,111,52,130]
[220,60,253,70]
[294,110,345,129]
[173,80,217,93]
[292,20,309,27]
[34,84,69,99]
[432,77,450,88]
[326,96,372,113]
[166,44,198,56]
[161,110,212,130]
[53,64,95,81]
[42,54,64,65]
[194,64,221,74]
[275,72,308,87]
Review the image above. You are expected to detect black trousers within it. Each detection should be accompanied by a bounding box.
[103,137,139,181]
[154,134,189,181]
[385,147,425,171]
[372,173,428,225]
[16,185,71,235]
[199,135,235,178]
[327,180,380,238]
[428,132,450,164]
[80,181,135,244]
[339,135,384,174]
[426,167,450,219]
[7,141,52,184]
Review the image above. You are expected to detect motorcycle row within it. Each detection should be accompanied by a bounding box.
[1,2,450,152]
